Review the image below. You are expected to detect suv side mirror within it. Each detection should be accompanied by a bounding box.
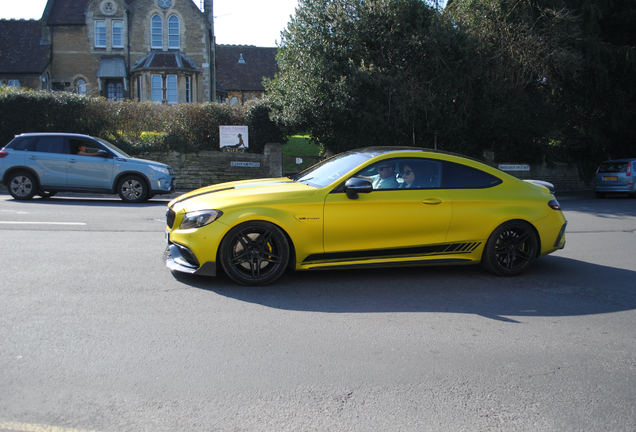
[97,150,110,158]
[345,177,373,200]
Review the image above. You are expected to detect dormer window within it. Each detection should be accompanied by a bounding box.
[151,15,163,49]
[238,54,246,64]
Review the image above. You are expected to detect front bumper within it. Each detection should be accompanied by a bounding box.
[163,242,216,276]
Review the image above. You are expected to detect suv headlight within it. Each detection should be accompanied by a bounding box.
[150,164,170,175]
[179,210,223,229]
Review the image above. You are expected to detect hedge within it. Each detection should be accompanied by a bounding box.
[0,87,286,154]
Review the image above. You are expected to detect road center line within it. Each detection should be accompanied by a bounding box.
[0,421,100,432]
[0,221,87,226]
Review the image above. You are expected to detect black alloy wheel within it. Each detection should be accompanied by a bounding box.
[481,221,538,276]
[219,221,290,286]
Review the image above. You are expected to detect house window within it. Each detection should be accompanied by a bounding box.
[151,15,163,49]
[77,79,87,95]
[8,80,20,87]
[166,75,177,104]
[138,76,143,101]
[168,16,180,49]
[185,76,191,103]
[107,80,124,100]
[151,75,163,103]
[112,21,124,48]
[95,20,107,48]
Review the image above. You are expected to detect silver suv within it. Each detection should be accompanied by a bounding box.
[0,133,175,203]
[592,158,636,198]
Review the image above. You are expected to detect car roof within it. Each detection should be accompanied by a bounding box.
[15,132,95,139]
[351,146,487,164]
[602,158,636,163]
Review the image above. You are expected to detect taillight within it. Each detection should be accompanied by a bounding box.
[627,162,632,177]
[548,199,562,210]
[594,164,601,176]
[0,151,9,159]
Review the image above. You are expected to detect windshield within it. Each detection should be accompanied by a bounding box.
[95,137,131,158]
[292,152,375,188]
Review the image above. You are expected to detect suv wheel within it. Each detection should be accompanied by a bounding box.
[118,175,148,203]
[8,172,38,200]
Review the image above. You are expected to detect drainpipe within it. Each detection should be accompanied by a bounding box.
[126,7,131,100]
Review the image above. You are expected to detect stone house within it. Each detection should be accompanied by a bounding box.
[0,0,280,105]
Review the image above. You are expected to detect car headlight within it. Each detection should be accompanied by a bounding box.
[150,164,170,175]
[179,210,223,229]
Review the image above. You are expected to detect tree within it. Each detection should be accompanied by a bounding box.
[266,0,475,154]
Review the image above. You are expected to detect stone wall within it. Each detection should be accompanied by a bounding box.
[141,143,283,189]
[483,151,587,191]
[139,144,587,192]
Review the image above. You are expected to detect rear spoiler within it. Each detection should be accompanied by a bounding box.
[524,179,555,194]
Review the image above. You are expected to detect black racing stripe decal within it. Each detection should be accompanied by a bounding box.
[169,187,235,209]
[302,242,482,264]
[306,258,471,270]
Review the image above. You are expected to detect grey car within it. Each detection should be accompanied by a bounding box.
[592,158,636,198]
[0,132,175,203]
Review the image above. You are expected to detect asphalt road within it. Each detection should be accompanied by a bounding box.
[0,188,635,432]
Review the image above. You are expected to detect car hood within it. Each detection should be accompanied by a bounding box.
[168,177,318,212]
[118,156,170,168]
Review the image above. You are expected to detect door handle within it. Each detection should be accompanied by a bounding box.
[28,156,36,160]
[422,198,443,205]
[69,159,77,163]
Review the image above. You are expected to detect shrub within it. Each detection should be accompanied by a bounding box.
[0,88,286,154]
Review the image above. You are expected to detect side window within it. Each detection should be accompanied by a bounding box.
[397,159,441,189]
[356,160,400,190]
[33,137,65,154]
[8,137,37,151]
[440,161,502,189]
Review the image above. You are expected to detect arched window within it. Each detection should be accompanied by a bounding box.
[168,16,180,49]
[77,79,87,95]
[151,15,163,49]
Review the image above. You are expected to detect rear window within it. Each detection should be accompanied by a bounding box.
[598,162,628,173]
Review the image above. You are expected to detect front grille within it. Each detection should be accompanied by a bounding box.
[166,208,176,228]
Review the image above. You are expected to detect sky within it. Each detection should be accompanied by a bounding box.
[0,0,299,47]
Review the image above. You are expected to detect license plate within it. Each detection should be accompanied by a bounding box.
[604,176,618,181]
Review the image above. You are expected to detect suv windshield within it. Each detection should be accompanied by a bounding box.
[96,137,130,157]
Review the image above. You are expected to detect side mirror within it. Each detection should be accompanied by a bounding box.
[344,177,373,200]
[97,150,110,158]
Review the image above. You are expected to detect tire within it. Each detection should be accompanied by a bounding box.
[37,191,57,199]
[219,221,290,286]
[481,221,538,276]
[8,172,38,200]
[595,192,606,199]
[118,175,148,203]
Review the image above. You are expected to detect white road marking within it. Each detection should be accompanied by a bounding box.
[0,222,86,226]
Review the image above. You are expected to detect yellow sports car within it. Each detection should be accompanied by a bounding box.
[164,147,567,285]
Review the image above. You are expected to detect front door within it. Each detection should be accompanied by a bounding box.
[67,139,114,188]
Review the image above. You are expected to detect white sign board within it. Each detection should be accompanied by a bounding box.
[231,161,260,168]
[220,125,249,150]
[498,164,530,171]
